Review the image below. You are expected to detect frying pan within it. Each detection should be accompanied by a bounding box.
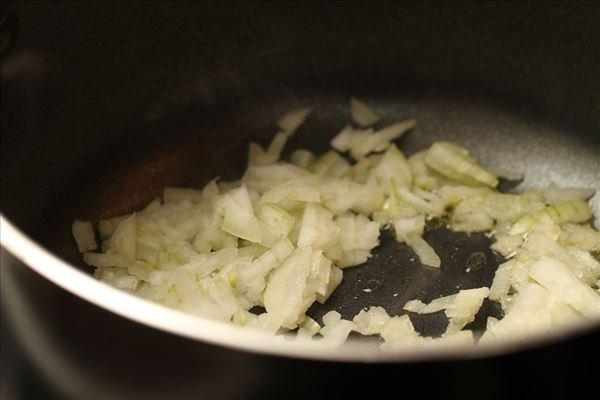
[1,1,599,398]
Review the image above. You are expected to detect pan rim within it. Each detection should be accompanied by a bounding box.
[1,213,598,362]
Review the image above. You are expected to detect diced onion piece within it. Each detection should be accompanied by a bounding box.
[336,213,380,252]
[309,151,351,178]
[242,163,309,193]
[108,214,136,263]
[302,250,332,304]
[393,214,425,243]
[265,132,289,161]
[560,223,600,252]
[83,252,126,268]
[425,142,498,188]
[437,185,492,205]
[371,119,416,152]
[322,310,342,326]
[320,311,356,347]
[486,316,500,330]
[510,200,593,235]
[277,107,312,134]
[444,287,489,334]
[409,151,439,190]
[348,129,377,160]
[406,294,457,314]
[335,249,373,268]
[99,215,128,240]
[238,238,294,302]
[297,316,321,339]
[395,185,441,216]
[453,191,544,224]
[406,234,441,268]
[352,306,391,335]
[529,256,600,319]
[379,315,421,351]
[371,144,413,190]
[330,125,357,152]
[490,235,523,258]
[316,266,343,304]
[451,211,494,232]
[350,97,380,127]
[297,203,339,250]
[72,220,97,252]
[263,247,313,329]
[403,299,427,313]
[219,185,262,243]
[114,275,138,290]
[543,183,595,204]
[257,203,295,247]
[260,176,322,206]
[128,260,154,280]
[248,142,266,166]
[290,149,316,168]
[338,121,416,160]
[193,209,224,253]
[489,260,514,301]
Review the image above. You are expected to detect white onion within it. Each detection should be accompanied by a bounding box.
[277,107,312,134]
[352,306,391,335]
[425,142,499,188]
[350,97,380,127]
[72,220,97,252]
[543,183,595,204]
[75,97,600,350]
[290,149,316,168]
[405,234,441,268]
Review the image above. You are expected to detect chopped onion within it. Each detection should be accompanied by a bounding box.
[543,183,595,204]
[290,149,316,168]
[319,310,356,346]
[330,125,359,152]
[371,144,413,190]
[107,214,136,263]
[425,142,499,188]
[403,299,427,313]
[350,97,380,127]
[352,306,391,335]
[277,107,312,134]
[297,316,321,339]
[219,185,262,243]
[72,220,97,252]
[444,287,489,334]
[489,260,514,300]
[405,235,441,268]
[263,247,313,329]
[393,214,425,242]
[529,256,600,319]
[76,98,600,350]
[265,132,289,161]
[510,200,593,235]
[404,294,457,314]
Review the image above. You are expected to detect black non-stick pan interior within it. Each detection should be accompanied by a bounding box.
[2,2,599,342]
[5,87,599,339]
